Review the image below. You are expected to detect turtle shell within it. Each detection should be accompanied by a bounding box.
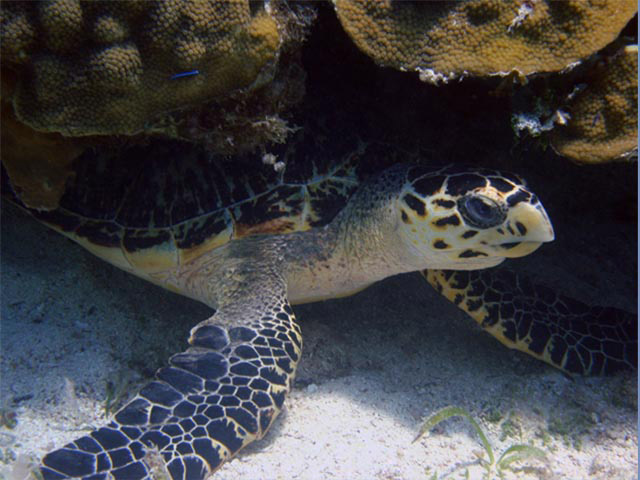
[20,132,403,280]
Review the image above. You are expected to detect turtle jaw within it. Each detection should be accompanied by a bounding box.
[487,202,555,258]
[496,241,544,258]
[511,201,555,243]
[495,201,555,258]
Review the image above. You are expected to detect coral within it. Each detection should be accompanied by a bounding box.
[332,0,637,83]
[550,45,638,164]
[160,2,315,154]
[0,60,86,210]
[0,0,283,136]
[179,50,307,155]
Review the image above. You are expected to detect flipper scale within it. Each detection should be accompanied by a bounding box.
[41,277,301,480]
[425,268,637,375]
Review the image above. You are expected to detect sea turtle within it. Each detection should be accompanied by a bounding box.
[4,135,635,480]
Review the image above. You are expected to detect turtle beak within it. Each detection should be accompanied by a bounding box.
[532,204,555,242]
[498,202,555,258]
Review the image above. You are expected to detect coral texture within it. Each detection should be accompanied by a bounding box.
[333,0,637,83]
[1,0,281,136]
[550,45,638,164]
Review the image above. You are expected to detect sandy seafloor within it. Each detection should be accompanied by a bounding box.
[0,168,637,480]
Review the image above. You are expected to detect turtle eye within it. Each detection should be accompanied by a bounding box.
[459,195,505,228]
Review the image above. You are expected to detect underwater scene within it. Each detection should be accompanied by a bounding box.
[0,2,637,479]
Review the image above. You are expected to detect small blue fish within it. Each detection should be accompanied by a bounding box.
[170,69,200,80]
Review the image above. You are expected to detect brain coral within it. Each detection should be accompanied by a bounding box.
[333,0,637,83]
[1,0,282,136]
[550,45,638,164]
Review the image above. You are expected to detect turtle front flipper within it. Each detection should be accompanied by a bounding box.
[40,276,302,480]
[424,269,637,375]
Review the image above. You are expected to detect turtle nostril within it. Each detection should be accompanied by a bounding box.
[515,221,527,236]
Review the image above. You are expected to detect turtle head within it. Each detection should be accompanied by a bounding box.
[395,165,554,270]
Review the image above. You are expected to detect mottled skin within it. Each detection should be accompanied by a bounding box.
[5,144,634,479]
[178,164,552,309]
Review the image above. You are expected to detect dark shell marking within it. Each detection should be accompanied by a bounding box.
[433,214,461,227]
[432,199,456,209]
[506,189,531,207]
[24,139,381,269]
[433,240,449,249]
[488,177,516,193]
[402,194,427,217]
[412,175,447,197]
[444,174,487,196]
